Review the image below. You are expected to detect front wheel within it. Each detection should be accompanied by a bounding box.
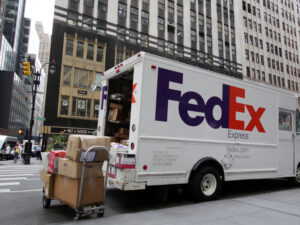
[189,166,222,202]
[43,196,51,208]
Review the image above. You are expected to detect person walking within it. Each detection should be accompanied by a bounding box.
[13,143,20,163]
[5,143,11,160]
[36,145,42,160]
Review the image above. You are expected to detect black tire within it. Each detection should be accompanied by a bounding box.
[43,196,51,208]
[290,165,300,186]
[97,210,104,217]
[189,166,222,202]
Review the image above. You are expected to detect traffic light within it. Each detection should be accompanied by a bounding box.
[18,129,26,135]
[22,62,31,76]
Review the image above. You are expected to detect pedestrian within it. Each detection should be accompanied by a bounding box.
[36,145,42,160]
[5,143,11,160]
[13,143,20,163]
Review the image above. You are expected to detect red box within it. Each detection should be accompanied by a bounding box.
[48,150,66,174]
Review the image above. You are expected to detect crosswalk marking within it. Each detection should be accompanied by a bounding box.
[0,189,10,193]
[0,174,33,177]
[0,177,28,181]
[0,188,42,193]
[0,182,20,186]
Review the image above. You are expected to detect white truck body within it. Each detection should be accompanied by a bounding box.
[98,52,300,191]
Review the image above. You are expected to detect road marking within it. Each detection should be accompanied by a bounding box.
[26,178,40,181]
[0,182,20,186]
[0,177,27,181]
[0,174,33,177]
[0,170,40,172]
[0,188,42,193]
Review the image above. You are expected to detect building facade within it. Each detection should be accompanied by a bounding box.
[44,0,242,135]
[236,0,300,93]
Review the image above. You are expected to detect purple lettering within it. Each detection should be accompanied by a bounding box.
[101,86,107,110]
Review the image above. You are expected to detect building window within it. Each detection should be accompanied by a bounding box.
[74,68,93,89]
[60,96,69,115]
[94,100,99,118]
[62,66,72,86]
[129,30,137,43]
[158,17,165,30]
[118,2,127,17]
[158,0,165,10]
[87,44,94,60]
[191,29,196,42]
[166,42,175,55]
[177,4,183,17]
[116,48,124,64]
[177,24,183,37]
[141,11,149,25]
[141,34,149,47]
[65,38,74,56]
[157,39,165,52]
[168,1,174,14]
[191,10,196,23]
[177,45,183,57]
[76,41,84,58]
[72,97,91,118]
[96,46,104,62]
[117,26,126,41]
[130,7,138,22]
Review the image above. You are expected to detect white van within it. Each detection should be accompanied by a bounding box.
[0,135,18,160]
[97,52,300,201]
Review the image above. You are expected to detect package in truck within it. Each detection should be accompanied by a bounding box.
[54,174,104,208]
[48,150,66,174]
[110,143,128,164]
[66,135,110,162]
[58,158,103,179]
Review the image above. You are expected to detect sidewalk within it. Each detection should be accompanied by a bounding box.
[0,157,43,166]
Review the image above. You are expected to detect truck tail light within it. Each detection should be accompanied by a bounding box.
[131,142,134,150]
[143,165,148,170]
[151,65,157,69]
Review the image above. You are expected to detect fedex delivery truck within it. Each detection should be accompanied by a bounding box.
[97,52,300,201]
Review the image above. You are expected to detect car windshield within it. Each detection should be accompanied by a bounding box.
[0,140,4,150]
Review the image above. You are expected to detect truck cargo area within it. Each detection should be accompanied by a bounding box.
[104,69,133,143]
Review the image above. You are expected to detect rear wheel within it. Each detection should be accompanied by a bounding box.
[189,166,222,202]
[42,196,51,208]
[294,165,300,185]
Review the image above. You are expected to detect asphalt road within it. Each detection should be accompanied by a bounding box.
[1,160,300,225]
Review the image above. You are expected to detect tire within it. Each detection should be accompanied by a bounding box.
[189,166,222,202]
[43,196,51,208]
[291,165,300,186]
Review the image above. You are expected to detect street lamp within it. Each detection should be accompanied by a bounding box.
[23,58,56,165]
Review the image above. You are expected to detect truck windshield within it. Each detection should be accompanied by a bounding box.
[0,140,4,150]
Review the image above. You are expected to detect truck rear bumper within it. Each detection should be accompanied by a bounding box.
[108,177,146,190]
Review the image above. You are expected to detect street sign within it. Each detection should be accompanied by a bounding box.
[35,117,46,121]
[27,76,34,85]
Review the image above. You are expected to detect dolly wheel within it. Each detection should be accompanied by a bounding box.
[42,196,51,208]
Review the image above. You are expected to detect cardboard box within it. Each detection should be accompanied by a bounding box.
[116,153,135,169]
[120,139,129,146]
[110,103,123,110]
[108,164,116,178]
[54,175,104,208]
[110,143,128,164]
[108,109,126,121]
[48,150,66,174]
[40,169,48,182]
[41,152,50,170]
[44,173,55,199]
[58,158,103,178]
[114,132,129,139]
[66,135,111,162]
[118,128,129,135]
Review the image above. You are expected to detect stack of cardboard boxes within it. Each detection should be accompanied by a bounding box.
[40,135,111,208]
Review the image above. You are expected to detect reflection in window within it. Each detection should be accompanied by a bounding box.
[116,49,124,64]
[74,68,93,89]
[60,96,69,115]
[76,41,84,58]
[97,46,104,62]
[62,66,72,86]
[87,44,94,60]
[65,39,74,56]
[279,111,292,131]
[94,100,99,118]
[141,34,149,47]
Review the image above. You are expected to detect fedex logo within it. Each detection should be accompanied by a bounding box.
[155,68,266,133]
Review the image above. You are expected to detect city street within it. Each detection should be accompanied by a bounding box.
[1,160,300,225]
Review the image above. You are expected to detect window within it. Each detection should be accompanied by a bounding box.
[116,49,124,64]
[191,10,196,23]
[118,2,127,17]
[129,30,137,43]
[76,41,84,58]
[74,68,93,89]
[177,24,183,37]
[65,38,74,56]
[62,66,72,86]
[191,29,196,41]
[296,109,300,133]
[158,0,165,10]
[87,44,94,60]
[279,111,292,131]
[157,39,165,52]
[72,97,91,117]
[96,46,104,62]
[158,17,165,30]
[130,7,138,22]
[94,100,99,118]
[177,4,183,17]
[166,42,175,55]
[141,11,149,25]
[141,34,149,47]
[168,1,174,14]
[60,96,69,116]
[117,26,126,40]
